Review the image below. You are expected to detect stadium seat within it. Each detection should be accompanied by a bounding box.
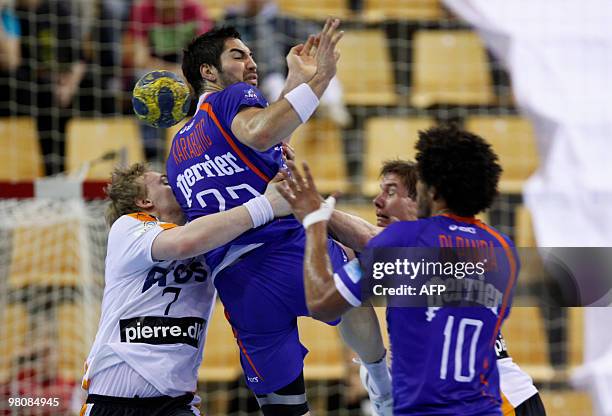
[58,303,95,380]
[568,307,584,367]
[363,0,444,21]
[298,317,345,380]
[0,117,44,180]
[199,302,242,382]
[8,220,83,288]
[466,116,539,193]
[0,304,29,383]
[336,202,378,226]
[502,307,553,381]
[540,390,593,416]
[290,118,350,194]
[277,0,350,19]
[199,0,239,20]
[66,118,145,180]
[362,116,435,196]
[411,30,495,108]
[337,30,398,106]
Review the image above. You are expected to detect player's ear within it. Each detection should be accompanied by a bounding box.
[200,64,217,83]
[135,198,153,210]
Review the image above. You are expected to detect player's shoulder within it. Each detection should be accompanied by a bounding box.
[109,213,175,239]
[368,220,426,248]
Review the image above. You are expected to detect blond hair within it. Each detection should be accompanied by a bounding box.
[105,163,149,226]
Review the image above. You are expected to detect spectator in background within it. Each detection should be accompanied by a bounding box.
[14,0,86,176]
[0,0,21,116]
[124,0,213,164]
[223,0,351,127]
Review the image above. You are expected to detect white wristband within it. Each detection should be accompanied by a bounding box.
[245,195,274,228]
[302,196,336,229]
[285,83,319,123]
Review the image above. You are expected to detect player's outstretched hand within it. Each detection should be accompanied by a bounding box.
[278,161,326,223]
[286,34,319,84]
[314,17,343,81]
[264,174,292,218]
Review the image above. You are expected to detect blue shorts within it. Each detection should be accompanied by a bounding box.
[214,227,348,394]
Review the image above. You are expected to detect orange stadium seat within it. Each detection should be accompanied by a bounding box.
[277,0,350,19]
[58,302,96,380]
[466,116,539,193]
[199,302,242,382]
[0,304,29,383]
[298,317,345,380]
[290,118,349,195]
[8,220,83,288]
[337,30,398,106]
[540,390,593,416]
[200,0,239,20]
[66,118,145,180]
[502,307,554,382]
[411,30,495,108]
[363,0,444,21]
[362,116,435,196]
[568,307,584,368]
[0,117,44,180]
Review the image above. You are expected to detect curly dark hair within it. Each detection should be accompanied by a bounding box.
[182,27,241,96]
[415,125,502,217]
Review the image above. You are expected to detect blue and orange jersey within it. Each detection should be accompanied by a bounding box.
[166,82,301,270]
[334,214,519,415]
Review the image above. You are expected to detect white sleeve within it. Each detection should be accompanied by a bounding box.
[106,215,166,278]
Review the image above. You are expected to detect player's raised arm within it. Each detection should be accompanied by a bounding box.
[278,161,354,321]
[328,210,381,252]
[230,18,344,151]
[152,176,290,261]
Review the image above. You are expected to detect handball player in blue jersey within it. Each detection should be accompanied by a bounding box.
[166,21,391,416]
[279,125,520,415]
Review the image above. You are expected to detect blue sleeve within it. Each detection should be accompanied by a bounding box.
[1,8,21,37]
[215,82,268,129]
[333,258,363,307]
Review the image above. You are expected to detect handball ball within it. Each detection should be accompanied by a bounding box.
[132,70,192,128]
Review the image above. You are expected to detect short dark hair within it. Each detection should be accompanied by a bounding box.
[380,160,417,200]
[415,124,502,217]
[182,27,241,96]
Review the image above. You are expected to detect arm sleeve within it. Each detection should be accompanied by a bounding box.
[107,216,173,278]
[215,82,269,128]
[333,258,364,307]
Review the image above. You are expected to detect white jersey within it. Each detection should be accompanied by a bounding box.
[82,213,216,397]
[495,332,539,411]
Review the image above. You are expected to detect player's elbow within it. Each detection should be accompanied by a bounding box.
[307,295,343,322]
[172,236,201,260]
[243,128,274,151]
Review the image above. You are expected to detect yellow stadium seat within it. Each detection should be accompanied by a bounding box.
[58,303,95,380]
[364,0,444,21]
[200,0,240,20]
[411,30,495,108]
[337,30,398,106]
[466,116,539,193]
[290,118,349,194]
[568,307,584,367]
[336,202,378,226]
[199,302,242,382]
[298,317,345,380]
[8,220,83,288]
[0,117,44,180]
[66,118,145,180]
[0,304,29,383]
[540,390,593,416]
[514,205,546,284]
[277,0,350,19]
[502,307,553,381]
[362,116,435,196]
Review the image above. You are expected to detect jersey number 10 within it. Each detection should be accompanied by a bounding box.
[440,316,483,383]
